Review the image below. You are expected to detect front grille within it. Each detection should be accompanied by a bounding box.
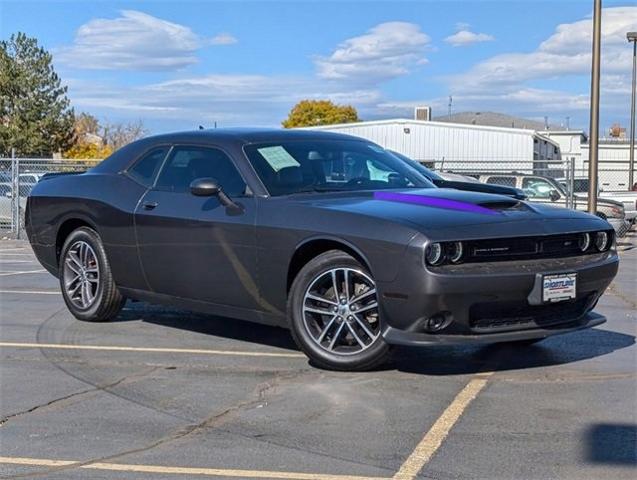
[464,231,612,263]
[469,294,595,332]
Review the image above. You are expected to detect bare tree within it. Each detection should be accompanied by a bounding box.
[102,120,147,150]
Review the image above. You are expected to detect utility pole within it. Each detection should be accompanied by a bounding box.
[587,0,602,214]
[627,32,637,190]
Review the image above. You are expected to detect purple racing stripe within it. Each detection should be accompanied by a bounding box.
[373,191,500,215]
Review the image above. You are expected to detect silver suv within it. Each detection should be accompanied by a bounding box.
[476,173,629,237]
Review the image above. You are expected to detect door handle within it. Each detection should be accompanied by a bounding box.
[142,201,158,210]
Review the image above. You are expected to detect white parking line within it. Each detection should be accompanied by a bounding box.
[0,342,306,359]
[0,456,388,480]
[0,269,46,276]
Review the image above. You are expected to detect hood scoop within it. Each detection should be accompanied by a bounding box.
[477,200,527,212]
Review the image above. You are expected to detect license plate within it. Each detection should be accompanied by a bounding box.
[542,273,577,303]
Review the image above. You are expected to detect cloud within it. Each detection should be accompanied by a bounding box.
[449,6,636,93]
[445,26,494,47]
[314,21,430,84]
[57,10,234,71]
[210,33,238,45]
[67,75,382,126]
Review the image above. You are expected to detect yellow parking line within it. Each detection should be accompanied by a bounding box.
[0,456,388,480]
[0,290,60,295]
[0,342,305,359]
[392,373,494,480]
[0,269,46,276]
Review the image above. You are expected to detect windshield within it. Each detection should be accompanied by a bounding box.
[244,140,435,196]
[388,151,443,181]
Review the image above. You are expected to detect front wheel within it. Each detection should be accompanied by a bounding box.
[288,250,390,371]
[59,227,125,322]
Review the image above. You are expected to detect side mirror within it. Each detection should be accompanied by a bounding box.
[189,177,237,208]
[190,177,220,197]
[549,189,560,202]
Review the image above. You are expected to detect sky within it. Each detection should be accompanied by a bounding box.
[1,0,636,134]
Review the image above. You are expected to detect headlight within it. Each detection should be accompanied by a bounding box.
[578,233,591,252]
[425,243,444,265]
[594,231,609,251]
[448,241,464,263]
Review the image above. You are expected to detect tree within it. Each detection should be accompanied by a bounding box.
[102,119,147,150]
[0,32,75,156]
[282,100,359,128]
[64,141,113,160]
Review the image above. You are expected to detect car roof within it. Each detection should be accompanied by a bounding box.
[143,128,366,145]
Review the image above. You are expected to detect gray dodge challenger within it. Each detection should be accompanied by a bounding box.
[26,129,619,370]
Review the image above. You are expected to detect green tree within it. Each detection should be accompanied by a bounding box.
[0,32,75,156]
[282,100,359,128]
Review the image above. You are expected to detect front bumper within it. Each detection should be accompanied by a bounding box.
[377,248,618,347]
[384,311,606,345]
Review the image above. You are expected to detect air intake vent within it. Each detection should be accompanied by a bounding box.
[414,106,432,121]
[477,200,525,211]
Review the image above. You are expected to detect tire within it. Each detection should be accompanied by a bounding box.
[288,250,390,371]
[59,226,125,322]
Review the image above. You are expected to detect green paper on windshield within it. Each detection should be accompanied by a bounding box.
[257,146,300,172]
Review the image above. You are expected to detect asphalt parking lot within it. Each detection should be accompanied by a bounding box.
[0,234,635,480]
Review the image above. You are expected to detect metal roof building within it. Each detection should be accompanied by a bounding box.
[306,118,562,174]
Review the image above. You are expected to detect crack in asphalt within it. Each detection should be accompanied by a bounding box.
[0,367,160,427]
[3,369,316,479]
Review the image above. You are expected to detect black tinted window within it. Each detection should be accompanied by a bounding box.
[128,147,169,186]
[155,146,246,196]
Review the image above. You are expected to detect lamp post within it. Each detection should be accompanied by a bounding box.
[628,32,637,190]
[587,0,602,213]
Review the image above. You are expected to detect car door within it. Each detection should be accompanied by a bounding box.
[134,144,259,309]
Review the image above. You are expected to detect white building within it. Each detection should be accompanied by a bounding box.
[307,118,563,176]
[544,131,636,191]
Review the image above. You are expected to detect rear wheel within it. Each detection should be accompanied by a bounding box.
[59,227,125,322]
[288,250,390,371]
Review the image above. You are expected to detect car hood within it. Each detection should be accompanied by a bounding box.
[291,188,609,240]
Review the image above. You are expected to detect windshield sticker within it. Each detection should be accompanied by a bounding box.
[257,146,301,172]
[374,191,500,216]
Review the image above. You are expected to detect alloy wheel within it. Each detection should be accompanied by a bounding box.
[63,240,100,309]
[302,268,380,355]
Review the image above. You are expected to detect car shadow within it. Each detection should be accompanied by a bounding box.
[585,423,637,465]
[391,327,635,375]
[112,302,634,374]
[113,301,300,351]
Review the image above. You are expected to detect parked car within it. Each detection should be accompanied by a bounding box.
[476,173,630,237]
[389,151,527,200]
[27,129,618,370]
[0,183,27,225]
[556,177,637,226]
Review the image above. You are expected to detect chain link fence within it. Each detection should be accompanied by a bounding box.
[0,156,634,239]
[0,157,100,238]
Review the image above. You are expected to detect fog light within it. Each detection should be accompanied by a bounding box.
[578,233,591,252]
[423,312,452,333]
[595,231,609,251]
[425,243,443,265]
[448,241,464,263]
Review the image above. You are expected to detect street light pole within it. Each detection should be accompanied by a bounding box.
[588,0,602,214]
[628,32,637,190]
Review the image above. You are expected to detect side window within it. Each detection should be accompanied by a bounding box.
[128,147,169,186]
[155,146,247,196]
[486,176,516,187]
[522,178,556,199]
